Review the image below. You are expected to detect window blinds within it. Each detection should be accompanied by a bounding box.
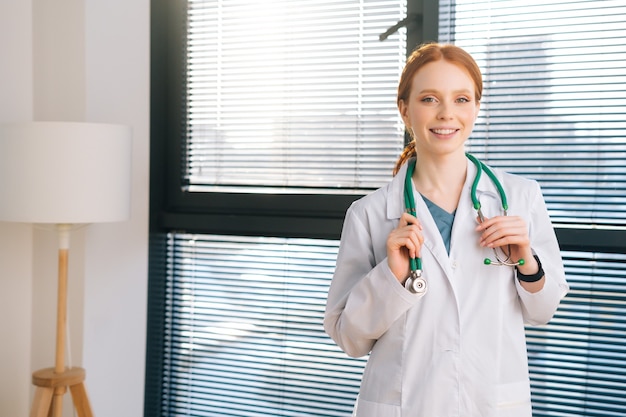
[527,251,626,417]
[161,241,626,417]
[439,0,626,226]
[184,0,406,191]
[161,234,367,416]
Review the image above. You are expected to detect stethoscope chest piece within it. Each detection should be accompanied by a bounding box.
[405,270,427,294]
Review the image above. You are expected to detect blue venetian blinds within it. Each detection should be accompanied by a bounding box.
[161,234,366,416]
[527,251,626,416]
[184,0,407,191]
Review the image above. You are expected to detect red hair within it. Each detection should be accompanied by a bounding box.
[392,43,483,175]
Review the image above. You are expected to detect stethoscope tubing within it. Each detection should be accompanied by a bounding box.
[403,153,522,293]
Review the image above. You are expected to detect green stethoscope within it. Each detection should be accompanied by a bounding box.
[403,152,524,294]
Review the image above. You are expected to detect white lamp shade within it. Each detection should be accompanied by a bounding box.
[0,122,132,224]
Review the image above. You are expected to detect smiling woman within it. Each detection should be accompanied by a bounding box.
[324,43,568,417]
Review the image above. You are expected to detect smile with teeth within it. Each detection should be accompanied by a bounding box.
[431,128,457,135]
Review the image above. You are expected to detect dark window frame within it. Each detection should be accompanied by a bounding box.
[145,0,626,415]
[147,0,623,250]
[149,1,441,240]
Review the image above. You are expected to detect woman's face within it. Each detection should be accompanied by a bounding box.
[399,59,480,158]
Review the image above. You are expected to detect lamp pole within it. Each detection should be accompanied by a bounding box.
[55,224,70,375]
[30,225,93,417]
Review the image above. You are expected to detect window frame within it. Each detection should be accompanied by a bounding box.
[148,0,439,240]
[145,0,626,415]
[148,0,623,251]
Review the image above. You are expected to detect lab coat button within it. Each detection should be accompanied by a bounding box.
[451,260,458,269]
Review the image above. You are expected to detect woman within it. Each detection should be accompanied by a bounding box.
[324,43,569,417]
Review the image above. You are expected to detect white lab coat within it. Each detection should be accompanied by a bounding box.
[324,158,569,417]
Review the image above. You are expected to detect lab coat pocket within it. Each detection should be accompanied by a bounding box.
[353,395,401,417]
[496,380,532,414]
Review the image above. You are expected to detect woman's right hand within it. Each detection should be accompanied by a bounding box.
[387,212,424,282]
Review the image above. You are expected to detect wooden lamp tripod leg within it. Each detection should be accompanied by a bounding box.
[30,386,54,417]
[30,225,94,417]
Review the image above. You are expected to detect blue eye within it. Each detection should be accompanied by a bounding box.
[457,97,471,103]
[421,97,436,103]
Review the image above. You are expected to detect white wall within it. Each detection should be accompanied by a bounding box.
[83,0,150,415]
[0,0,150,416]
[0,1,35,416]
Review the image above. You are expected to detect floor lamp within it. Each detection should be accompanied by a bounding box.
[0,122,132,417]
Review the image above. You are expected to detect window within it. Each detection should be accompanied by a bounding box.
[528,251,626,416]
[184,1,407,191]
[147,1,626,416]
[160,234,366,416]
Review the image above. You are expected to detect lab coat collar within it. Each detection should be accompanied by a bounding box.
[387,156,504,221]
[452,156,506,254]
[465,156,506,215]
[387,158,502,220]
[385,155,506,282]
[386,155,504,244]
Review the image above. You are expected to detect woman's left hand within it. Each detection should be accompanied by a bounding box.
[475,215,544,291]
[475,215,533,267]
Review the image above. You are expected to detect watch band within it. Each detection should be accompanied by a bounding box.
[516,254,544,283]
